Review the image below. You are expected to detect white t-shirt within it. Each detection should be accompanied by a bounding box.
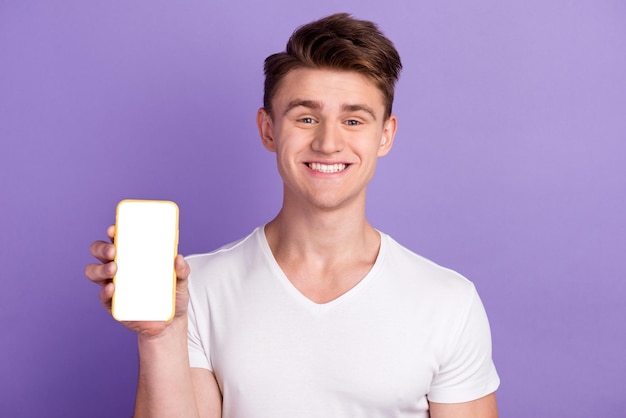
[187,226,499,417]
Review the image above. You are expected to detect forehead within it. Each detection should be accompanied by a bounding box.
[272,68,385,112]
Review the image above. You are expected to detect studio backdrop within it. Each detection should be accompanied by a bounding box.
[1,0,624,416]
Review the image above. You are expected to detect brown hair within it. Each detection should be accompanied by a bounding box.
[263,13,402,120]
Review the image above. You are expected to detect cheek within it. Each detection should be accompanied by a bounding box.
[360,135,386,155]
[275,145,297,172]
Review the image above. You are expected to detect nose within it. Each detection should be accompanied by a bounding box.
[311,122,344,154]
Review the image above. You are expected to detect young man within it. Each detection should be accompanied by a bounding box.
[86,13,499,417]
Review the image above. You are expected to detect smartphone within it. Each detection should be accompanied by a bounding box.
[112,199,179,322]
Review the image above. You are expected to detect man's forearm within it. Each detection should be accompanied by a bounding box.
[133,315,199,418]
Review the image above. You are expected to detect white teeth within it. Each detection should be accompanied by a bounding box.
[308,162,347,173]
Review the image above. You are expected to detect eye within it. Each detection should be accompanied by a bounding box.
[345,119,361,126]
[298,117,316,124]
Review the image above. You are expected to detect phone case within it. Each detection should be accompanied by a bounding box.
[111,199,179,321]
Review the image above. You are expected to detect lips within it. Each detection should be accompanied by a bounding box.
[307,162,348,173]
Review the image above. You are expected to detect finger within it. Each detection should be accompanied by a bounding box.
[175,254,190,282]
[99,282,114,312]
[89,240,116,263]
[106,225,115,242]
[174,255,190,318]
[85,261,117,285]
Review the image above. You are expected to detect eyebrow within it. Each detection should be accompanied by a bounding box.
[283,99,377,121]
[342,104,377,121]
[283,99,322,116]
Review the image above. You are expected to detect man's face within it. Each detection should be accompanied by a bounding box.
[257,68,397,212]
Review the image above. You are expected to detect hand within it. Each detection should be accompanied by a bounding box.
[85,225,191,337]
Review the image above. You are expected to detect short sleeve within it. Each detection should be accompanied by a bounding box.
[187,291,213,371]
[427,287,500,403]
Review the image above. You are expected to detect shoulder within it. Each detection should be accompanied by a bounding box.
[185,226,267,288]
[186,226,262,265]
[380,233,477,299]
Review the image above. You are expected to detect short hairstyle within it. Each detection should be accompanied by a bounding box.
[263,13,402,120]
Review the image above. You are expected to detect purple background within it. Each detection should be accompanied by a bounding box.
[1,0,625,416]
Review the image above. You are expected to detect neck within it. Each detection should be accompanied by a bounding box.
[264,196,378,265]
[263,192,381,304]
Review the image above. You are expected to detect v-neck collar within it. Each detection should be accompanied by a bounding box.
[256,225,387,315]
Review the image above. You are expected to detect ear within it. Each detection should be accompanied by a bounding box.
[377,114,397,157]
[257,107,276,152]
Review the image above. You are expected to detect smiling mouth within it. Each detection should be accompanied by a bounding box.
[307,162,348,173]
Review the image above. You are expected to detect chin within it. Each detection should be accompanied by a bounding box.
[309,194,363,212]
